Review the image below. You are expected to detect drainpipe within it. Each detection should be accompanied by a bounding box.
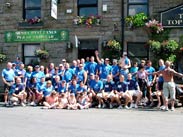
[121,0,124,55]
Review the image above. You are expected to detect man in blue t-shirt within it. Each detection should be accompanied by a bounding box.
[2,62,16,105]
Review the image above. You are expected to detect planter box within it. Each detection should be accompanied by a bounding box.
[18,22,44,28]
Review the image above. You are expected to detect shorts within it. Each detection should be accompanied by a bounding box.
[9,96,19,102]
[127,90,141,96]
[163,82,176,100]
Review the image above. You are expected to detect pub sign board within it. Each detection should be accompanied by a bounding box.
[5,30,69,43]
[161,4,183,28]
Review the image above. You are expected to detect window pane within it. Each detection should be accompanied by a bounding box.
[127,43,148,57]
[24,57,39,66]
[79,7,97,16]
[25,10,41,19]
[25,0,41,8]
[129,0,148,3]
[129,5,147,15]
[78,0,97,5]
[24,45,39,56]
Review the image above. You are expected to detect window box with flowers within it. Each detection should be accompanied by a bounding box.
[73,15,101,28]
[0,53,7,63]
[19,16,43,28]
[102,39,122,60]
[35,49,49,60]
[125,13,148,29]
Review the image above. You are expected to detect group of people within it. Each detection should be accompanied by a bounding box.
[1,52,183,111]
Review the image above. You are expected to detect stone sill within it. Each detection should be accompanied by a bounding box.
[18,22,44,28]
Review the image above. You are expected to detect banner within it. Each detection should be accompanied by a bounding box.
[51,0,58,19]
[5,30,69,43]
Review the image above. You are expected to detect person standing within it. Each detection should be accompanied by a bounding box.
[154,60,183,111]
[1,62,16,106]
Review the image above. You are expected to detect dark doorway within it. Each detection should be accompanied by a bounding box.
[78,39,98,59]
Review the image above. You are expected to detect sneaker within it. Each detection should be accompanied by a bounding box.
[98,104,101,108]
[118,105,123,109]
[109,103,113,109]
[124,105,129,109]
[171,107,175,111]
[130,103,135,108]
[160,105,165,110]
[134,104,138,109]
[149,102,154,107]
[21,103,26,107]
[30,101,36,106]
[165,106,169,111]
[13,102,18,106]
[102,103,106,109]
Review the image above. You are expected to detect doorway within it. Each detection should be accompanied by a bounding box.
[78,39,98,59]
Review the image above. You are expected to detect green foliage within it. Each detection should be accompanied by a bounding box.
[148,39,179,62]
[0,53,7,63]
[125,13,148,28]
[35,49,49,60]
[106,40,121,51]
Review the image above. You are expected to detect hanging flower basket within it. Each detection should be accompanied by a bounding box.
[0,53,7,63]
[35,49,49,60]
[106,39,121,51]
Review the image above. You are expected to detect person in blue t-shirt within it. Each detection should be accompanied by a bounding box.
[15,63,26,83]
[114,75,132,109]
[145,60,156,105]
[52,75,62,92]
[58,80,68,95]
[63,63,74,83]
[100,75,116,109]
[2,62,16,105]
[68,79,79,96]
[25,66,33,89]
[27,77,37,106]
[75,63,87,85]
[112,59,120,84]
[36,77,45,104]
[126,73,142,109]
[42,80,54,98]
[9,77,27,106]
[31,65,45,83]
[76,81,87,100]
[86,56,97,75]
[89,75,103,108]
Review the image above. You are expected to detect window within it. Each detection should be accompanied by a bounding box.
[23,0,41,19]
[127,42,149,63]
[78,0,98,16]
[23,44,40,66]
[128,0,148,16]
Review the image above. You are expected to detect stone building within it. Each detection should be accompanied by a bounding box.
[0,0,183,89]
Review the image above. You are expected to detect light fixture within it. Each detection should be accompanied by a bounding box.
[102,4,107,12]
[5,2,11,8]
[67,42,73,49]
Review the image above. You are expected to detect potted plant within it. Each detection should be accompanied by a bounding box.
[106,39,122,51]
[125,13,148,29]
[19,16,43,27]
[35,49,49,60]
[0,53,7,63]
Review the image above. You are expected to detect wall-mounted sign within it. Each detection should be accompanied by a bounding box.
[51,0,58,19]
[5,30,69,43]
[161,4,183,28]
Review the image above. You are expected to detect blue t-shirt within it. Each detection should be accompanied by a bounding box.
[103,81,115,92]
[75,69,85,83]
[90,80,103,92]
[53,81,62,92]
[58,85,67,93]
[126,79,139,90]
[115,81,127,92]
[100,64,112,80]
[2,68,15,82]
[10,83,24,95]
[158,65,165,82]
[112,65,120,80]
[145,66,155,81]
[68,84,79,95]
[25,72,32,87]
[43,85,54,97]
[86,62,97,75]
[120,69,128,81]
[15,68,26,83]
[63,69,74,82]
[36,82,46,92]
[31,71,45,83]
[77,86,87,93]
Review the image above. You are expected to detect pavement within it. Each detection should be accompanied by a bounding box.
[0,103,183,137]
